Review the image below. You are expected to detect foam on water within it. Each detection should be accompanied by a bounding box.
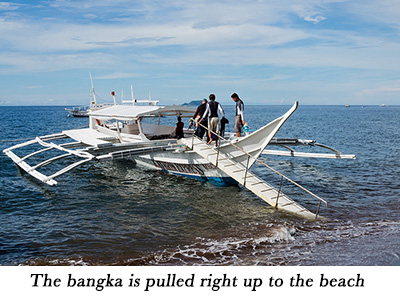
[15,219,400,266]
[120,223,297,266]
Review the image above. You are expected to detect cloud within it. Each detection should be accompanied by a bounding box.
[360,83,400,96]
[0,2,24,11]
[2,13,400,76]
[95,72,146,79]
[291,4,327,24]
[345,0,400,28]
[0,51,116,73]
[23,85,43,89]
[85,36,175,47]
[304,15,326,24]
[0,18,309,53]
[202,74,292,83]
[1,0,400,105]
[83,14,97,20]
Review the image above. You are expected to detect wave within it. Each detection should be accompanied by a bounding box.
[122,223,297,266]
[17,219,400,266]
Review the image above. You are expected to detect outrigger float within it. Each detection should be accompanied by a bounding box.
[3,97,355,219]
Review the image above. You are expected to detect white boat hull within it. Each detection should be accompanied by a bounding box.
[132,150,237,185]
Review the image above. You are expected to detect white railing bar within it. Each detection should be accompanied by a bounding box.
[189,119,328,207]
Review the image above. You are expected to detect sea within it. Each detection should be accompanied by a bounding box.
[0,104,399,266]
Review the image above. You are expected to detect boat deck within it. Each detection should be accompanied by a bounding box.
[63,128,116,147]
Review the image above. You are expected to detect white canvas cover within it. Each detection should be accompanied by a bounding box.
[89,104,196,120]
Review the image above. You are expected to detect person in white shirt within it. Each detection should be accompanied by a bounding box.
[231,93,245,137]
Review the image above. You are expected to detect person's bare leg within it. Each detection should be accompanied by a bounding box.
[207,133,212,144]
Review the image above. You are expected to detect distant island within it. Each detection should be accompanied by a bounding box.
[181,100,202,106]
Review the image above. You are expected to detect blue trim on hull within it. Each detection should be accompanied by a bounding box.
[208,176,238,186]
[164,170,238,186]
[134,157,238,186]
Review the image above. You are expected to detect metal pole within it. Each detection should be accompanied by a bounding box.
[215,137,220,167]
[315,200,322,219]
[191,128,195,149]
[243,155,250,186]
[115,120,123,143]
[275,176,283,208]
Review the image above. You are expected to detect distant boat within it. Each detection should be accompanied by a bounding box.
[66,103,114,117]
[66,72,119,117]
[380,104,387,107]
[345,105,350,107]
[65,105,91,117]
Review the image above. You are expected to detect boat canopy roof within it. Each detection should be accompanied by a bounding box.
[88,104,196,120]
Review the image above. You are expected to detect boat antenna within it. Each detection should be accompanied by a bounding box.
[131,84,136,105]
[149,90,152,104]
[89,71,97,106]
[111,91,116,105]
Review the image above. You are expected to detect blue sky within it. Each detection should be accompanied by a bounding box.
[0,0,399,106]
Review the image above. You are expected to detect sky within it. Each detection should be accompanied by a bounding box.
[0,0,400,106]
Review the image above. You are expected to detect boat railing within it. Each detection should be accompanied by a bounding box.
[189,119,328,219]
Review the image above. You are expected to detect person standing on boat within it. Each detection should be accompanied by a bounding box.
[201,94,225,145]
[231,93,245,137]
[175,116,184,139]
[191,99,209,142]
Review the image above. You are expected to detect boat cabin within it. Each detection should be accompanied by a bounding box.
[88,103,196,143]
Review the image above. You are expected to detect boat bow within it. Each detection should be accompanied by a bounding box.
[217,101,298,167]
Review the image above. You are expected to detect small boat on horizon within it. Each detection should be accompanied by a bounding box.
[65,72,157,117]
[65,72,114,117]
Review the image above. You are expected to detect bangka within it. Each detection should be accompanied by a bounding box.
[3,98,355,219]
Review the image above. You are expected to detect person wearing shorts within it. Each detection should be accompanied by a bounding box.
[201,94,225,145]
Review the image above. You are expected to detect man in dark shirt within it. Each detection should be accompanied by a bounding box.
[201,94,225,145]
[192,99,209,141]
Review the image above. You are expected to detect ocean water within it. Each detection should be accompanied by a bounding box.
[0,104,399,266]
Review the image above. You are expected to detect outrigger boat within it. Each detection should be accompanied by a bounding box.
[3,98,355,219]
